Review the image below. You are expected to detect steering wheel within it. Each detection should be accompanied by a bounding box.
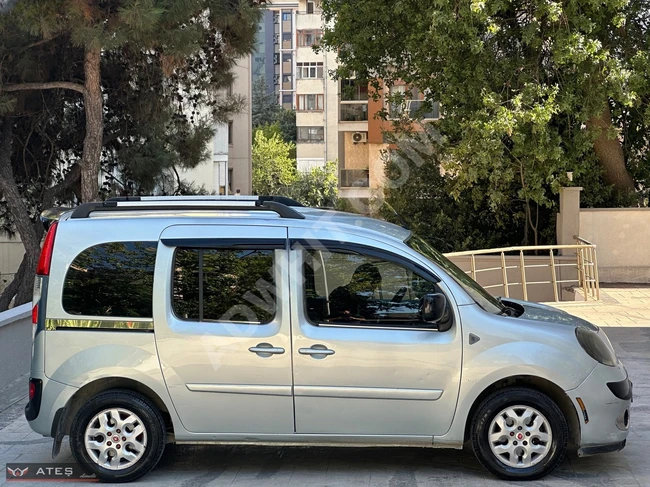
[391,286,408,303]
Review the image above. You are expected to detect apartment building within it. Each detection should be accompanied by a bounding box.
[252,1,299,109]
[181,58,253,195]
[255,0,441,205]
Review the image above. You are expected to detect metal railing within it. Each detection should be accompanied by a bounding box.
[444,236,599,302]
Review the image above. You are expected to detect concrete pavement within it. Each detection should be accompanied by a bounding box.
[1,284,648,486]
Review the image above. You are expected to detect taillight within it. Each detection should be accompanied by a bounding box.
[36,221,58,276]
[29,381,36,400]
[31,303,38,325]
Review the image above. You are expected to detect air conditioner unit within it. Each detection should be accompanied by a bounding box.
[352,131,367,144]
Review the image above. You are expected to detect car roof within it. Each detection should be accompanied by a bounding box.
[52,197,412,245]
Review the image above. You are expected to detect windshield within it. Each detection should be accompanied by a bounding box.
[406,235,505,314]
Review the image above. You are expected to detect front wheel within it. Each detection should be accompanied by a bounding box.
[70,389,166,483]
[471,387,568,480]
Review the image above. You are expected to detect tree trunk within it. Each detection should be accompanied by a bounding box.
[0,118,43,310]
[80,46,103,203]
[588,105,635,194]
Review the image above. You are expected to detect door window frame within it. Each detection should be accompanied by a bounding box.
[291,239,454,332]
[166,238,286,325]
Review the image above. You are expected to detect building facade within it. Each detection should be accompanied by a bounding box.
[181,58,253,195]
[252,1,299,110]
[253,1,441,206]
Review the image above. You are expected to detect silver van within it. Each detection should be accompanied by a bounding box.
[26,196,632,482]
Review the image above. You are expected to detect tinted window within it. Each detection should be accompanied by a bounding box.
[303,249,447,328]
[63,242,157,318]
[173,248,276,324]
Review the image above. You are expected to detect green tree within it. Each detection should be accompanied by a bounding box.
[252,128,298,195]
[252,76,281,128]
[251,75,296,144]
[0,0,261,308]
[288,161,339,208]
[320,0,649,243]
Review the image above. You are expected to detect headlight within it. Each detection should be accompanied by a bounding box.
[575,327,617,367]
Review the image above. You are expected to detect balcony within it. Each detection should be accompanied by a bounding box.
[340,103,368,122]
[340,169,369,188]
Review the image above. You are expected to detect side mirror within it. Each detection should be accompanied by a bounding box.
[420,293,450,331]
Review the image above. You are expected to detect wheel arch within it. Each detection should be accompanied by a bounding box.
[60,377,175,440]
[462,375,581,450]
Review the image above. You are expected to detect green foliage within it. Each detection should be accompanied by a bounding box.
[252,126,338,207]
[288,161,339,208]
[320,0,650,246]
[252,128,298,195]
[252,76,281,128]
[379,131,537,252]
[0,0,262,199]
[251,75,296,144]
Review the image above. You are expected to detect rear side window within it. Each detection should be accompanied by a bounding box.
[173,248,276,324]
[62,242,157,318]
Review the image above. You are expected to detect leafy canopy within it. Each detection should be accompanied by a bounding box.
[320,0,650,244]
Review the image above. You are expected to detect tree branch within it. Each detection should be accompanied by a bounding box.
[1,81,86,96]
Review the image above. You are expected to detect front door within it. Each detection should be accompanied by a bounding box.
[154,224,293,434]
[289,233,462,437]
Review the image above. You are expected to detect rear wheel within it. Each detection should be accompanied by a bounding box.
[70,390,166,483]
[471,387,568,480]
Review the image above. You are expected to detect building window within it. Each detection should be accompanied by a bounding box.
[297,94,324,111]
[62,242,157,318]
[297,30,322,47]
[297,62,324,79]
[282,93,293,109]
[306,0,315,14]
[228,121,233,145]
[282,11,292,21]
[340,79,368,101]
[340,103,368,122]
[173,248,277,324]
[282,33,292,49]
[388,86,440,120]
[297,126,324,142]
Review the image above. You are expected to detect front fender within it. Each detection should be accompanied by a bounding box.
[435,304,596,447]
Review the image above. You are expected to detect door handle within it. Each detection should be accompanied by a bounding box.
[249,343,285,357]
[298,344,335,358]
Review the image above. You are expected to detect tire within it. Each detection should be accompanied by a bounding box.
[471,387,568,481]
[70,389,166,483]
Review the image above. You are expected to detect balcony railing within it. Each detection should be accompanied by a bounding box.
[340,169,369,188]
[444,236,600,302]
[340,103,368,122]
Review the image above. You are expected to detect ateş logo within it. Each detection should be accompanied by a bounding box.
[6,467,28,478]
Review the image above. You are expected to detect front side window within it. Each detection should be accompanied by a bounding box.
[407,235,504,314]
[173,248,276,324]
[63,241,157,318]
[303,249,448,328]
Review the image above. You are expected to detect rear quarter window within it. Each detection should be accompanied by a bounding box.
[62,241,157,318]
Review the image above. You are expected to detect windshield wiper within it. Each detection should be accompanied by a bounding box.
[497,297,519,317]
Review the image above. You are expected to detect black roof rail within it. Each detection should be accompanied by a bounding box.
[69,200,305,220]
[105,195,304,207]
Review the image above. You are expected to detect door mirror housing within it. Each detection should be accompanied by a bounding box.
[420,293,450,331]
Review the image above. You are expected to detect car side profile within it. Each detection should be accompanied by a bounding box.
[26,196,632,482]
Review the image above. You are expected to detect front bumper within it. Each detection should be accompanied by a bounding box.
[566,362,631,455]
[579,439,627,456]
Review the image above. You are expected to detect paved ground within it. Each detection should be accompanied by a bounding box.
[1,285,648,486]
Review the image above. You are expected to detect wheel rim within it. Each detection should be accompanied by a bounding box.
[84,408,148,471]
[488,405,553,469]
